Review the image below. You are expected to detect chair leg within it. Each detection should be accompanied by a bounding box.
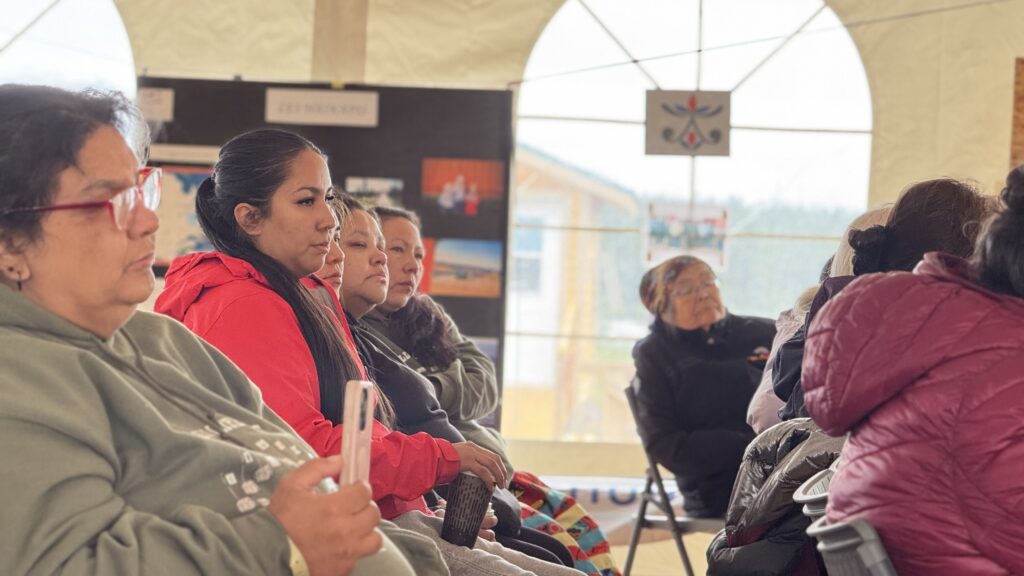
[622,494,647,573]
[622,473,655,573]
[653,473,695,576]
[669,522,695,576]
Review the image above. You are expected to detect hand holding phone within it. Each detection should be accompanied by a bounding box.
[340,380,375,486]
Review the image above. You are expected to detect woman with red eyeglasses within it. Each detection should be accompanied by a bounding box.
[0,85,423,576]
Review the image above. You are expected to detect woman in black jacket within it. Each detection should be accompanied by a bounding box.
[632,255,775,518]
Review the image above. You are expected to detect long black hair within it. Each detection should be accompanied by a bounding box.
[976,166,1024,297]
[195,128,358,424]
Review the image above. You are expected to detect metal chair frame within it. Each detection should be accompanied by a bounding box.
[623,384,724,576]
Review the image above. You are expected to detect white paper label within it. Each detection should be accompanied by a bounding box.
[265,88,379,127]
[137,87,175,123]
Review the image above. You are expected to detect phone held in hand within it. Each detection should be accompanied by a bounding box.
[340,380,375,486]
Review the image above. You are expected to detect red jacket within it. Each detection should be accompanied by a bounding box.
[804,253,1024,576]
[154,252,460,519]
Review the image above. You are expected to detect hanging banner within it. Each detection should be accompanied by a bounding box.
[646,90,731,156]
[646,200,728,267]
[265,88,379,127]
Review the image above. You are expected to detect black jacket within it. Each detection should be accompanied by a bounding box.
[772,276,856,421]
[706,419,843,576]
[347,313,462,442]
[632,313,775,517]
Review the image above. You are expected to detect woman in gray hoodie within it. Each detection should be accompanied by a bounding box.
[0,85,438,576]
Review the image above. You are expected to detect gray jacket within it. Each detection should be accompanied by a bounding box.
[0,284,441,575]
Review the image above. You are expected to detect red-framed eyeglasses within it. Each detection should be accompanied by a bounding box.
[1,167,161,231]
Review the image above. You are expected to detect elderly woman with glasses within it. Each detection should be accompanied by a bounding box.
[631,255,775,518]
[0,84,440,576]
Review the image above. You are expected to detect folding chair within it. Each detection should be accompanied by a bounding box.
[806,516,898,576]
[623,384,725,576]
[793,466,834,520]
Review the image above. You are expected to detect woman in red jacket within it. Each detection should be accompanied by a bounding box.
[154,129,505,513]
[802,168,1024,575]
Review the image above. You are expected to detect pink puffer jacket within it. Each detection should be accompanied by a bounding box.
[804,252,1024,576]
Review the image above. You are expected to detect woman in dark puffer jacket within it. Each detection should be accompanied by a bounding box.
[803,166,1024,576]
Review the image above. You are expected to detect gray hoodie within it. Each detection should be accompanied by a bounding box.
[0,284,436,575]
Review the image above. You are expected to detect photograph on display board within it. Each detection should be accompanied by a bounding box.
[646,201,728,268]
[418,237,436,294]
[420,158,505,226]
[155,165,213,270]
[426,238,503,299]
[466,335,501,429]
[344,176,405,208]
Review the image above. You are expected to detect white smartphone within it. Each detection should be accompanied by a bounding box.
[340,380,375,486]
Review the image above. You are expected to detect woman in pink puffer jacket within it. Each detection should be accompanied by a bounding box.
[804,167,1024,576]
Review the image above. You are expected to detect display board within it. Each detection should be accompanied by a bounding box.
[139,77,513,427]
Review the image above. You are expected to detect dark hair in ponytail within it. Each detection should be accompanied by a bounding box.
[848,225,888,275]
[849,178,991,275]
[195,128,358,424]
[976,166,1024,298]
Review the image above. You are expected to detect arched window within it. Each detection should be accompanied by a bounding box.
[504,0,871,443]
[0,0,136,95]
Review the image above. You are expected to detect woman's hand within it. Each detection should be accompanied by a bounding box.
[452,442,508,489]
[478,505,498,541]
[269,456,382,576]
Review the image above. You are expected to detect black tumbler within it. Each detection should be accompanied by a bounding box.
[440,473,494,549]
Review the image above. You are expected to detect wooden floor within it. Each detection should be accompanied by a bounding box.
[610,532,715,576]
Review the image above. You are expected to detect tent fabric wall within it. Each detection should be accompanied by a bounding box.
[114,0,316,82]
[831,0,1023,206]
[365,0,563,87]
[114,0,561,87]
